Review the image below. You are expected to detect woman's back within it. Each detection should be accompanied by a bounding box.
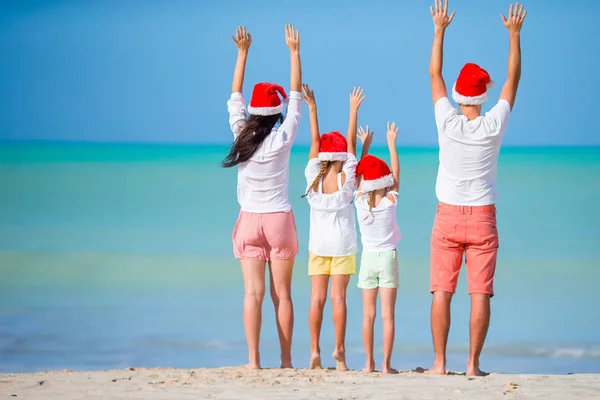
[227,90,303,213]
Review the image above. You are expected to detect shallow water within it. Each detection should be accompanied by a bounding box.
[0,143,599,374]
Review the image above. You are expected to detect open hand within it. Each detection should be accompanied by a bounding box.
[358,125,374,147]
[387,122,398,144]
[350,87,367,112]
[302,84,316,108]
[501,3,527,34]
[430,0,455,30]
[231,26,252,52]
[285,25,300,53]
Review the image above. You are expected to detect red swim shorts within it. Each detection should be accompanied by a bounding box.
[430,202,499,296]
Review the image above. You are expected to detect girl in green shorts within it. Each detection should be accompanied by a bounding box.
[354,122,402,374]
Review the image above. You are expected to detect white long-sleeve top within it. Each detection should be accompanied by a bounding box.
[305,155,358,256]
[227,91,302,213]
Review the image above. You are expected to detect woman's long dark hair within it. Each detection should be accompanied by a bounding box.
[222,113,284,168]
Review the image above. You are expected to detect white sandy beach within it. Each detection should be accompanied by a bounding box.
[1,367,599,400]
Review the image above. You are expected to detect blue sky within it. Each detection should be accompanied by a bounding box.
[0,0,598,146]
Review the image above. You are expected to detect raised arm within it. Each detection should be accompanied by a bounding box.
[302,84,320,159]
[231,26,252,93]
[286,25,302,93]
[228,27,252,138]
[278,25,303,146]
[500,3,527,110]
[347,87,366,156]
[356,125,373,189]
[357,125,373,160]
[386,122,400,192]
[429,0,455,105]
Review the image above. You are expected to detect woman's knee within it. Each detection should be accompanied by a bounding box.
[271,286,292,302]
[246,286,266,302]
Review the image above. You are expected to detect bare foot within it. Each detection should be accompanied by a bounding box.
[332,350,349,371]
[382,365,398,374]
[245,363,261,370]
[466,366,488,377]
[425,362,446,375]
[281,361,293,369]
[309,353,322,370]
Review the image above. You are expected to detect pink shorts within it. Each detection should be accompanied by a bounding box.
[233,210,298,261]
[430,202,499,296]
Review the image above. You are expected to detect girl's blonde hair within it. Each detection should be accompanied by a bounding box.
[302,161,331,198]
[363,190,376,221]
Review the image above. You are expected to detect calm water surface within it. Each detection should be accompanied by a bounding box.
[0,143,598,374]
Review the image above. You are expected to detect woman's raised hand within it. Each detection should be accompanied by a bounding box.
[350,87,367,113]
[231,26,252,52]
[285,25,300,53]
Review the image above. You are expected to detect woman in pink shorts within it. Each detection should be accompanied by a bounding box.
[222,25,302,369]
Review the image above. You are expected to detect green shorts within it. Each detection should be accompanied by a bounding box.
[357,250,399,289]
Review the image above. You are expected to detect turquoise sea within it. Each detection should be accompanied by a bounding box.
[0,143,599,374]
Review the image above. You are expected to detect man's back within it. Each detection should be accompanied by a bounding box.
[434,97,511,206]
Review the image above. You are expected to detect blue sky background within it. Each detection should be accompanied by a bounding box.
[0,0,598,146]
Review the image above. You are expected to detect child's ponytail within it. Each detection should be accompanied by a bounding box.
[362,191,376,221]
[302,161,331,198]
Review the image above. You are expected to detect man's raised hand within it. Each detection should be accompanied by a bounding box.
[430,0,455,31]
[501,3,527,33]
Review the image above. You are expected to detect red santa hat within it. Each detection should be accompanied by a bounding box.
[247,82,288,116]
[452,63,495,106]
[356,155,394,192]
[318,131,348,161]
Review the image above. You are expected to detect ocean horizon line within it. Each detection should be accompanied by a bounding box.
[1,139,599,151]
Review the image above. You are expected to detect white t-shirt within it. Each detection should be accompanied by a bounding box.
[434,97,511,206]
[305,154,358,256]
[355,191,402,252]
[227,91,302,213]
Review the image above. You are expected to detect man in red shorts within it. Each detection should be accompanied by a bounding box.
[427,0,527,376]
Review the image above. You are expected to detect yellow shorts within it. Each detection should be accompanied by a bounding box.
[308,252,356,276]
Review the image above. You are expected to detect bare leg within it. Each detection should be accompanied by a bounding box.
[330,274,351,371]
[467,293,491,376]
[361,288,377,373]
[427,290,453,375]
[380,288,398,374]
[269,258,295,369]
[241,259,267,369]
[309,275,329,369]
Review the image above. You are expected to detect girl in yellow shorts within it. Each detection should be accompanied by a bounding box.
[355,122,402,374]
[301,84,366,370]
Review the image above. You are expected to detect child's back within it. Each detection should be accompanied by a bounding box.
[301,85,366,372]
[356,191,401,253]
[305,155,358,257]
[354,125,401,375]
